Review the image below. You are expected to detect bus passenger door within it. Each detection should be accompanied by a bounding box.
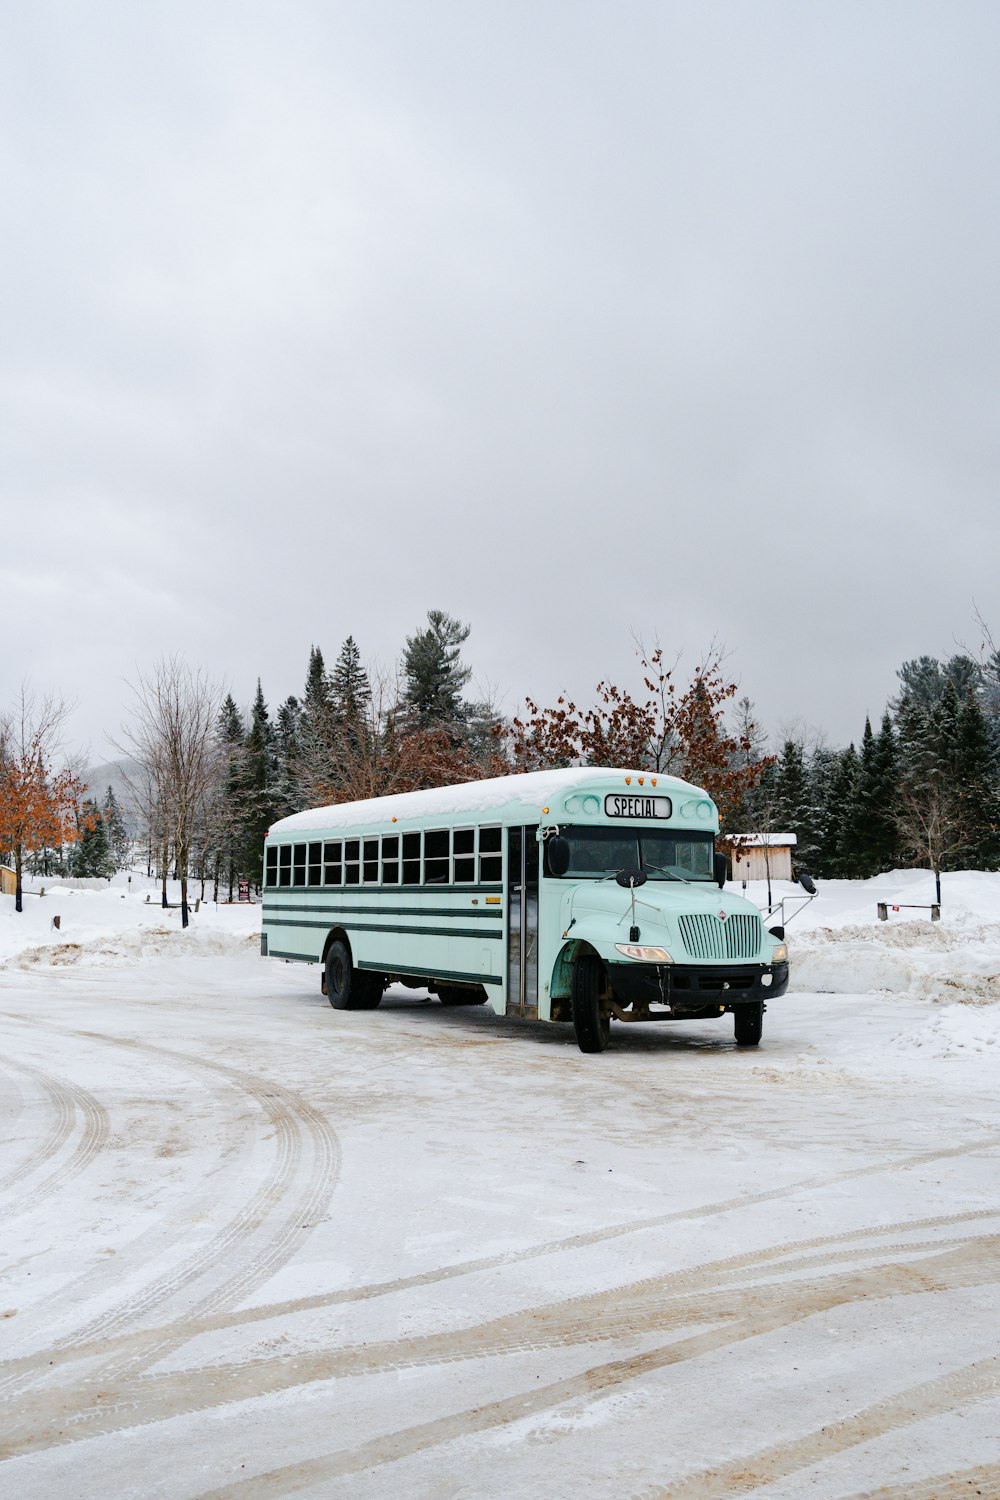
[506,826,538,1019]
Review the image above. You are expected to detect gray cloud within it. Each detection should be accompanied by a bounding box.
[3,1,999,757]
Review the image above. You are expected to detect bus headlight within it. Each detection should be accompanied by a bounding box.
[615,945,673,962]
[771,943,788,963]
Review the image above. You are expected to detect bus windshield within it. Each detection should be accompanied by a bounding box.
[549,826,716,881]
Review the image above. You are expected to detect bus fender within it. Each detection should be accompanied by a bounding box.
[550,940,604,1020]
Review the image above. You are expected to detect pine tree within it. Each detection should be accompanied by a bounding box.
[273,695,302,817]
[402,611,472,729]
[822,744,862,877]
[70,800,112,878]
[214,694,247,897]
[241,682,275,888]
[331,636,372,722]
[954,689,999,867]
[864,714,901,873]
[102,786,132,873]
[772,740,814,863]
[330,635,373,789]
[295,648,337,806]
[807,745,838,874]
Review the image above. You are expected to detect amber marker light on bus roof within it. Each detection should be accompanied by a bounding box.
[542,806,549,814]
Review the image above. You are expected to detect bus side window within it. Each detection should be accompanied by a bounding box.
[363,838,379,884]
[308,842,322,886]
[292,844,307,887]
[479,825,502,884]
[454,827,475,883]
[265,844,278,887]
[382,835,400,884]
[324,841,342,885]
[424,829,450,884]
[278,845,292,887]
[345,840,361,885]
[402,832,421,885]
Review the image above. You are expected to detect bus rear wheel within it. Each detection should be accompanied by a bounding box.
[734,1002,763,1047]
[571,954,611,1053]
[325,941,382,1011]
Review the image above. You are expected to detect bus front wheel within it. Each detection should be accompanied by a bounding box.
[326,941,382,1011]
[734,1002,763,1047]
[571,954,611,1053]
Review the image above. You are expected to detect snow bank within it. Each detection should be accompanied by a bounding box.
[0,872,261,970]
[760,869,1000,1006]
[792,921,1000,1005]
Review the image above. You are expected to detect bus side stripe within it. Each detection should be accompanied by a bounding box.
[263,918,502,940]
[261,903,502,919]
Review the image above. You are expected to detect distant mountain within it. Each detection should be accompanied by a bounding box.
[81,757,145,834]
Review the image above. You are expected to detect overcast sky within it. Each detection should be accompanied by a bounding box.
[3,1,999,762]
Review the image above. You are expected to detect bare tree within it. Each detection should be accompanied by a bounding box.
[118,660,223,928]
[897,781,966,906]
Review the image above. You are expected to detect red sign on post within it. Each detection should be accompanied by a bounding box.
[238,880,250,903]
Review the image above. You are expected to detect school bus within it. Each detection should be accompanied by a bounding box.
[261,768,788,1052]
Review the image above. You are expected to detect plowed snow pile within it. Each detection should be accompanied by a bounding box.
[0,872,261,969]
[729,869,998,1008]
[793,920,1000,1005]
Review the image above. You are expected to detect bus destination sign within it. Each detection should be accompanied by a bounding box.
[604,794,672,820]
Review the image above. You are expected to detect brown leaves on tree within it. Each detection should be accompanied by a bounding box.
[0,690,85,908]
[509,644,772,829]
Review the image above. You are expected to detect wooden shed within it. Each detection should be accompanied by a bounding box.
[730,833,798,883]
[1,865,16,896]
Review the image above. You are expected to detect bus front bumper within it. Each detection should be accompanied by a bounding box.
[608,960,789,1012]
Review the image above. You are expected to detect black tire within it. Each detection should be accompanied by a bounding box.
[571,953,611,1053]
[734,1002,763,1047]
[437,985,488,1006]
[325,940,383,1011]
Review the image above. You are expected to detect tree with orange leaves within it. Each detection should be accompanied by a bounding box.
[508,642,772,832]
[0,687,85,912]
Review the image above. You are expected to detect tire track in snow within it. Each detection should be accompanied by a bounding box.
[0,1060,72,1194]
[7,1223,999,1460]
[170,1277,1000,1499]
[1,1146,997,1390]
[637,1357,1000,1498]
[842,1466,1000,1498]
[0,1057,109,1216]
[0,1015,340,1412]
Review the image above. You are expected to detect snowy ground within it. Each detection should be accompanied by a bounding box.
[1,869,999,1498]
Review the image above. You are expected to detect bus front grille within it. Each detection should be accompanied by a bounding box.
[678,912,763,962]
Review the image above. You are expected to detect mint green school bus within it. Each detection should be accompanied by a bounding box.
[261,768,789,1053]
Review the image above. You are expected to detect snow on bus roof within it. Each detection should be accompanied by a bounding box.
[269,767,709,835]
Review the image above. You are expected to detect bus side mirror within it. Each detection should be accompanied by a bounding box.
[714,853,728,888]
[547,836,570,877]
[797,871,817,895]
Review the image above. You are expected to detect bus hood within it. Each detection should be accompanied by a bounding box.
[564,881,768,963]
